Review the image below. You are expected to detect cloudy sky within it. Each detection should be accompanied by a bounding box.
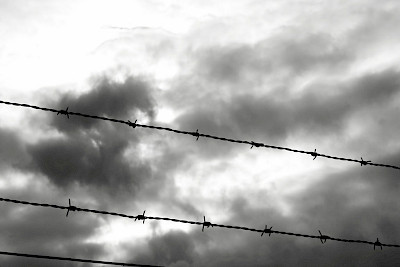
[1,0,400,266]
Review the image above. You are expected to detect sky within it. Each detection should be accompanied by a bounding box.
[1,0,400,266]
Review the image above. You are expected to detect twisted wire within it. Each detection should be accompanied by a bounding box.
[0,100,399,170]
[0,250,162,266]
[1,197,398,249]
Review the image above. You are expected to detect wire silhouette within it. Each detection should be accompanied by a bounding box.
[191,129,200,141]
[360,157,371,166]
[0,100,399,170]
[135,210,146,224]
[128,119,138,128]
[202,216,213,232]
[318,230,330,244]
[57,106,69,119]
[261,225,273,237]
[1,197,399,250]
[66,198,77,217]
[374,238,383,250]
[311,149,318,160]
[250,141,262,149]
[0,250,162,266]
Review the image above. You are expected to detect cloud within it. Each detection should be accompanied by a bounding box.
[0,189,105,267]
[172,68,400,160]
[51,75,155,133]
[348,4,400,46]
[25,75,157,196]
[284,152,400,266]
[133,230,196,266]
[192,31,352,86]
[126,145,400,267]
[0,127,29,171]
[195,44,268,84]
[27,128,151,194]
[129,165,400,267]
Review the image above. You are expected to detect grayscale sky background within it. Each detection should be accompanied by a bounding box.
[1,0,400,266]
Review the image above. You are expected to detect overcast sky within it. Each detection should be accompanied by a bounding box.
[1,0,400,266]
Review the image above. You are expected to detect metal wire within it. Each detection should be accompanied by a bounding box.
[1,197,398,249]
[0,250,163,266]
[0,100,399,170]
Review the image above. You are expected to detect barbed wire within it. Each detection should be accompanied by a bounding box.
[0,250,163,266]
[0,100,399,170]
[1,197,398,250]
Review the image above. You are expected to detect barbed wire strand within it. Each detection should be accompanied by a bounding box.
[1,197,398,249]
[0,100,399,170]
[0,250,163,266]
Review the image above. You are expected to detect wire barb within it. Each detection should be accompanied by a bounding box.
[318,230,330,244]
[310,149,319,160]
[261,225,273,236]
[127,119,137,128]
[135,210,146,224]
[202,216,213,232]
[360,157,371,166]
[66,198,77,217]
[374,238,383,250]
[191,129,200,141]
[57,107,69,119]
[250,141,262,149]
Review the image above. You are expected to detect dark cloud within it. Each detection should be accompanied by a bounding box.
[24,75,159,197]
[0,194,105,267]
[133,230,196,266]
[27,127,151,194]
[269,32,352,74]
[0,127,29,171]
[284,152,400,266]
[51,75,155,133]
[230,68,400,139]
[173,68,400,159]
